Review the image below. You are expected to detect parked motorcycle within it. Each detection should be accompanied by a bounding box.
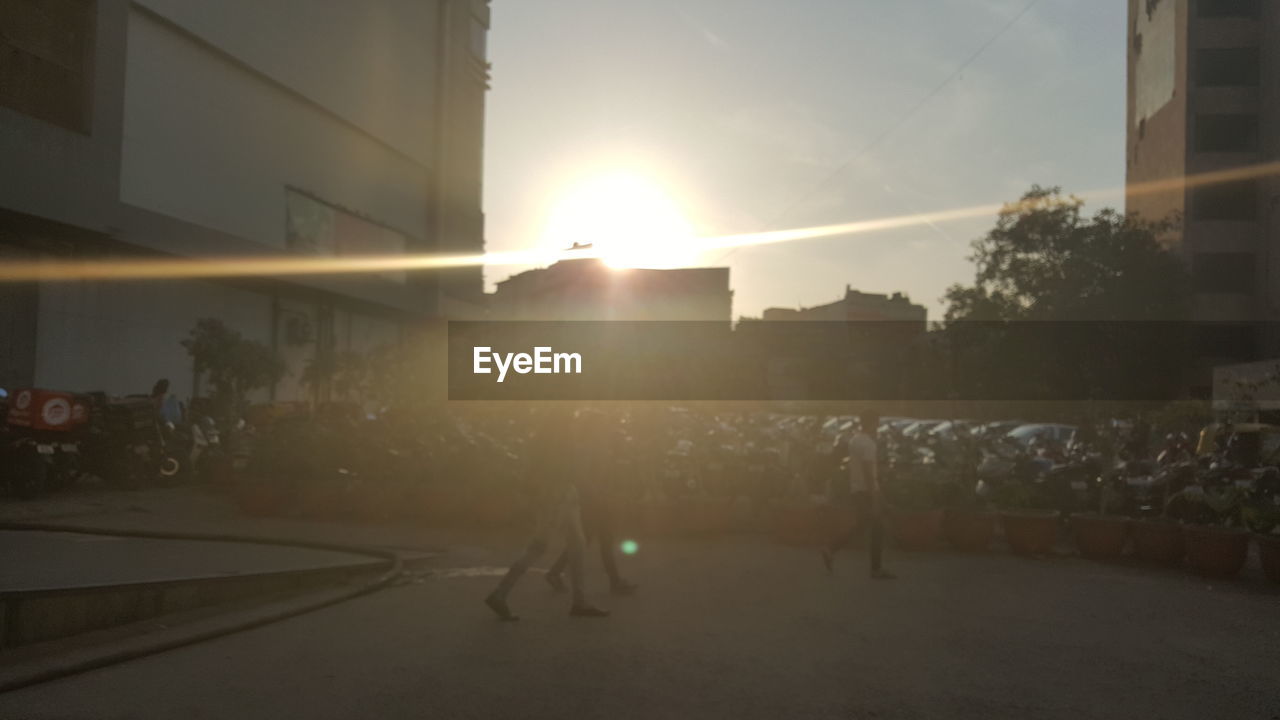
[2,388,90,498]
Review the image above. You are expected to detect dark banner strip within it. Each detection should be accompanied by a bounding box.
[447,321,1276,401]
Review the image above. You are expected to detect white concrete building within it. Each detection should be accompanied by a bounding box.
[0,0,491,402]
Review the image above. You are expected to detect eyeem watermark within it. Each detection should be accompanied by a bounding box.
[473,346,583,383]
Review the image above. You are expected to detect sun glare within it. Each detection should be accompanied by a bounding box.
[542,171,699,269]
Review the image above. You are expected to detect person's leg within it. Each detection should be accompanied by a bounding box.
[486,485,563,620]
[545,547,569,592]
[821,494,861,572]
[595,507,637,593]
[866,494,895,579]
[561,490,608,616]
[868,507,884,573]
[486,536,548,621]
[826,494,862,553]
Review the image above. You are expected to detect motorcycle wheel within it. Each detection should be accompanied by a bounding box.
[158,455,183,484]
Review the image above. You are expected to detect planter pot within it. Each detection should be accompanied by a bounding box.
[1131,519,1185,565]
[819,504,858,547]
[413,488,451,524]
[944,509,995,551]
[890,509,944,551]
[234,484,285,517]
[295,484,345,519]
[705,498,735,535]
[1072,514,1130,560]
[771,502,810,546]
[638,501,673,538]
[671,498,703,535]
[1257,534,1280,584]
[207,456,237,487]
[474,494,519,529]
[351,489,392,524]
[773,503,836,547]
[1183,525,1249,579]
[1000,511,1060,555]
[729,497,756,533]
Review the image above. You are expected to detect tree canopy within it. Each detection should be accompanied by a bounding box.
[933,186,1192,402]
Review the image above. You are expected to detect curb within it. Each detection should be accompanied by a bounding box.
[0,522,405,693]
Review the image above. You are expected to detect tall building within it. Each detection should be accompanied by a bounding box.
[1126,0,1278,362]
[490,259,734,322]
[0,0,491,400]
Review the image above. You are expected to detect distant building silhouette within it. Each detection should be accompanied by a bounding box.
[739,287,927,400]
[490,259,733,322]
[760,286,927,327]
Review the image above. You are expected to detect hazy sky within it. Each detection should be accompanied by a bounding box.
[482,0,1126,320]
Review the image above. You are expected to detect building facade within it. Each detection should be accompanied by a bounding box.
[0,0,491,401]
[1126,0,1279,362]
[490,259,734,323]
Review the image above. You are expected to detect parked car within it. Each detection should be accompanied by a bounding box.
[901,420,945,439]
[1006,423,1077,449]
[928,420,976,442]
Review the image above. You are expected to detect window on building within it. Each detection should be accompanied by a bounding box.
[1192,180,1258,221]
[1193,252,1256,293]
[1195,114,1259,152]
[1197,0,1260,18]
[285,190,409,285]
[1196,47,1260,86]
[0,0,96,132]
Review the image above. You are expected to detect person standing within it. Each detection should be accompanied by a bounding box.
[821,412,895,580]
[485,408,610,621]
[545,410,638,596]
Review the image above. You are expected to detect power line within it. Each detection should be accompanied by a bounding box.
[713,0,1042,264]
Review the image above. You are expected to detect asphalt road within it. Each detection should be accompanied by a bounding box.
[0,530,375,590]
[1,536,1278,719]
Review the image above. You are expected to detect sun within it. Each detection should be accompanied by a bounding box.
[541,171,699,269]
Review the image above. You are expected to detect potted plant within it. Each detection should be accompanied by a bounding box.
[940,478,996,552]
[1071,481,1130,560]
[1243,495,1280,584]
[885,464,944,551]
[991,480,1060,556]
[1130,463,1194,565]
[1167,485,1249,579]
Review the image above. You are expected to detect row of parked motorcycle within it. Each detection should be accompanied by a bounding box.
[878,417,1280,527]
[0,383,227,499]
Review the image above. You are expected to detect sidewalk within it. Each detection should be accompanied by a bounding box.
[0,530,374,592]
[0,485,488,557]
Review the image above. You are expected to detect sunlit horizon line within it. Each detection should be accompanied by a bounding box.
[2,160,1279,283]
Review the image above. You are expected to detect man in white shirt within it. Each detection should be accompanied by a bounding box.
[821,412,895,579]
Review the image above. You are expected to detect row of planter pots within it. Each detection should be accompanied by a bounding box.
[230,484,1280,584]
[907,508,1280,583]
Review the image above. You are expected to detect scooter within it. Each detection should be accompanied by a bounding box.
[2,388,90,498]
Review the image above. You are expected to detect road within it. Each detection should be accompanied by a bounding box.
[1,535,1278,719]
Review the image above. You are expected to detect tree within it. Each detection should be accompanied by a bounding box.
[939,186,1192,403]
[301,350,370,406]
[182,318,285,421]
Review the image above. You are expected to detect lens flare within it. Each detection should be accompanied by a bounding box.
[620,539,640,556]
[3,160,1279,283]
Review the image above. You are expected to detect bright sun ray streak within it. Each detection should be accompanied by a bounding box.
[4,160,1280,283]
[0,247,592,283]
